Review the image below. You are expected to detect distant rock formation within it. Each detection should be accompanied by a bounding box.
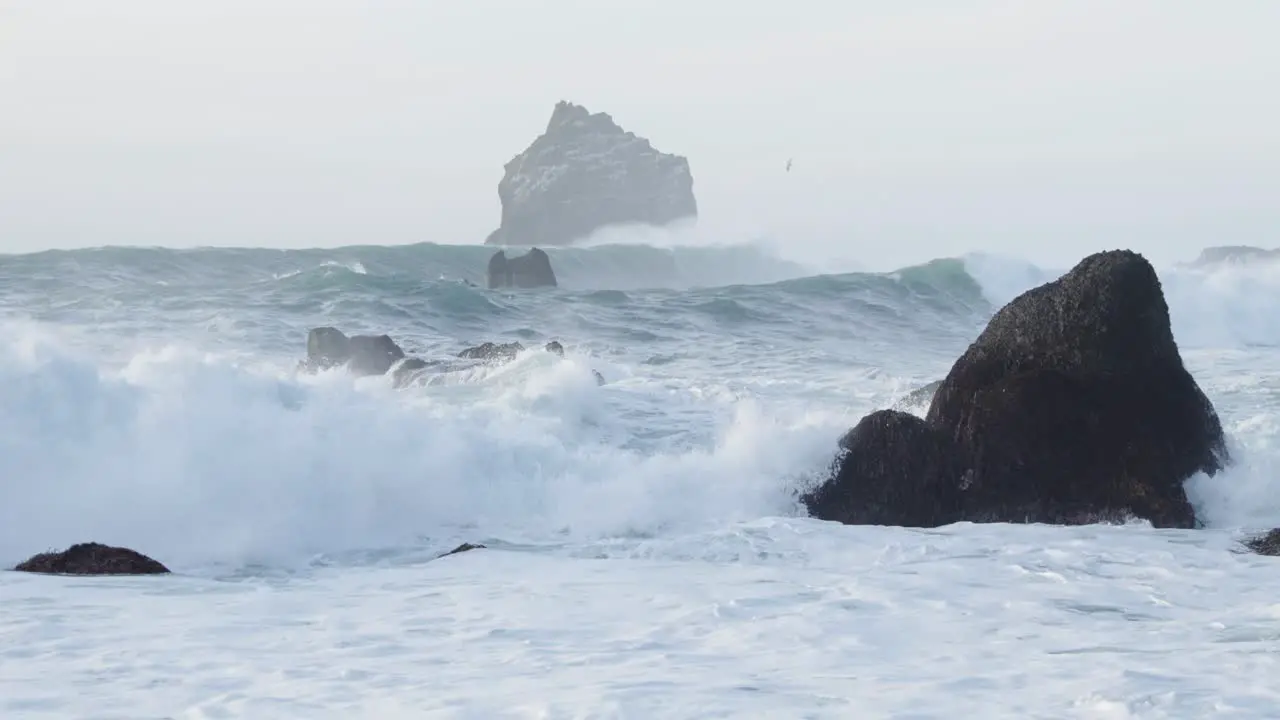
[803,250,1228,530]
[484,100,697,247]
[1191,246,1280,266]
[487,248,557,289]
[14,542,170,575]
[303,327,405,376]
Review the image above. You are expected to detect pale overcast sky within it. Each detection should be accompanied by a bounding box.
[1,0,1277,269]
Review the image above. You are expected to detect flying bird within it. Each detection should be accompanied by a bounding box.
[785,158,793,172]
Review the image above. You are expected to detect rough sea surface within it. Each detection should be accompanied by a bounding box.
[1,242,1278,718]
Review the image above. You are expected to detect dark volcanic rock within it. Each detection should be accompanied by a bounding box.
[1243,529,1280,556]
[802,410,966,527]
[304,327,405,376]
[484,101,697,247]
[805,250,1228,530]
[14,543,170,575]
[487,248,558,289]
[949,368,1207,525]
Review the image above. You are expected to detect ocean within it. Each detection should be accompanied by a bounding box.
[1,241,1278,718]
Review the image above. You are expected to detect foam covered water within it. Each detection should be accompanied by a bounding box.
[1,240,1278,716]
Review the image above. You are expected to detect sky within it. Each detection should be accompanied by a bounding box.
[1,0,1277,269]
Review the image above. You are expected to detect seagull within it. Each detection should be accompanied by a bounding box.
[785,158,793,172]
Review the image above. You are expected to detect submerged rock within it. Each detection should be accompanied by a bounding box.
[457,341,527,363]
[484,100,697,247]
[298,329,605,388]
[456,340,567,363]
[438,543,485,559]
[390,357,442,389]
[303,327,405,376]
[805,250,1228,530]
[487,247,558,289]
[14,543,170,575]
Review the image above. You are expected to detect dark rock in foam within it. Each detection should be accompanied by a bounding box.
[438,543,485,558]
[14,543,170,575]
[1243,529,1280,557]
[301,330,605,386]
[804,250,1228,529]
[304,327,405,376]
[487,247,558,289]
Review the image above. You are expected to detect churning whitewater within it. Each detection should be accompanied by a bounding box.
[2,241,1280,717]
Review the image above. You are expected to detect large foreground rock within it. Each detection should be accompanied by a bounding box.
[14,543,170,575]
[804,250,1228,529]
[488,248,557,289]
[484,101,697,247]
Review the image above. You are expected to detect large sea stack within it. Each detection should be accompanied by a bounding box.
[803,250,1228,529]
[484,101,697,247]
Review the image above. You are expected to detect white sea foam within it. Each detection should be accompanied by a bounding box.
[0,325,841,572]
[3,521,1280,717]
[2,246,1279,717]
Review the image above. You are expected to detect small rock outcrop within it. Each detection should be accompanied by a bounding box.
[456,340,567,363]
[14,543,170,575]
[438,543,485,559]
[458,341,527,362]
[1244,529,1280,556]
[303,327,405,376]
[804,250,1228,530]
[487,248,558,289]
[484,101,697,247]
[300,329,605,386]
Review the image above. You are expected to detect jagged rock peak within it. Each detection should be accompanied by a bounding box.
[547,100,594,130]
[484,100,697,247]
